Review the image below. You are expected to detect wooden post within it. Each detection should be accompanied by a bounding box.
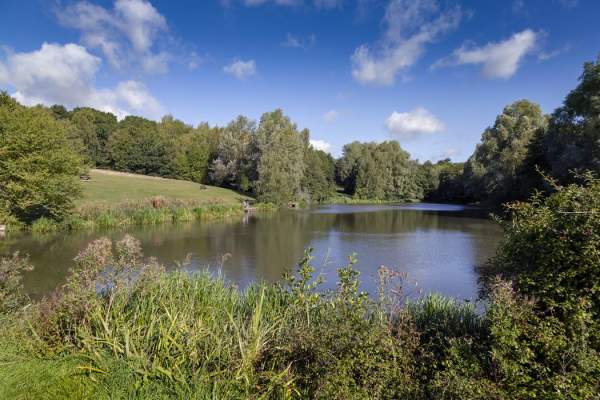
[0,224,6,238]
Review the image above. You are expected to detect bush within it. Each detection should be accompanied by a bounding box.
[431,280,600,400]
[485,176,600,322]
[0,252,33,314]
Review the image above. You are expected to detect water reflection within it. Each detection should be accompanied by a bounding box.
[1,204,502,300]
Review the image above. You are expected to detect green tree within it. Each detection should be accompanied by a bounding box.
[421,159,465,202]
[302,145,336,202]
[210,115,258,191]
[544,56,600,183]
[255,110,305,203]
[108,116,175,176]
[337,141,421,201]
[0,94,84,223]
[463,100,547,203]
[69,107,118,167]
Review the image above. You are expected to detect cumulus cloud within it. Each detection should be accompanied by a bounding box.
[0,42,163,119]
[351,0,462,86]
[310,139,332,152]
[57,0,170,73]
[323,109,340,123]
[224,59,257,80]
[432,29,538,79]
[385,107,444,139]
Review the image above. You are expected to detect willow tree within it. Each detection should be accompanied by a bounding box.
[463,100,547,202]
[255,110,305,203]
[337,141,420,200]
[210,115,258,191]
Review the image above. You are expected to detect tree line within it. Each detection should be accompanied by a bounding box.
[1,56,599,225]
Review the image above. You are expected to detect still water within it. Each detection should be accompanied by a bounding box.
[1,204,503,300]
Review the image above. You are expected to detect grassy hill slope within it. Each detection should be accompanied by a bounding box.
[79,169,251,206]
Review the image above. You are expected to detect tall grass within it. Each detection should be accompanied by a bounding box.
[4,198,260,235]
[72,198,246,229]
[3,236,596,399]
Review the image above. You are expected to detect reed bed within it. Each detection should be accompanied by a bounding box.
[26,198,252,234]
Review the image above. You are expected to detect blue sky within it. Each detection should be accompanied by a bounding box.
[1,0,599,161]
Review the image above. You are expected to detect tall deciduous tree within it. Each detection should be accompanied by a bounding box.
[0,93,85,223]
[255,110,305,203]
[544,56,600,183]
[337,141,421,201]
[69,107,118,167]
[463,100,547,203]
[302,145,336,202]
[210,116,258,191]
[108,116,176,176]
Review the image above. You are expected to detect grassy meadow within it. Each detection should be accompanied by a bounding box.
[27,170,259,233]
[79,169,251,206]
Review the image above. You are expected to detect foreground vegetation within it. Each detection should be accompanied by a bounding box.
[1,177,598,399]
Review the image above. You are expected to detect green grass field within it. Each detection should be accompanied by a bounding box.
[79,169,251,206]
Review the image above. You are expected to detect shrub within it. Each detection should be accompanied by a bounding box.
[260,252,418,399]
[0,252,33,314]
[485,176,600,322]
[431,280,600,400]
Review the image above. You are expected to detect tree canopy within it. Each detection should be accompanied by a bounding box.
[0,93,85,223]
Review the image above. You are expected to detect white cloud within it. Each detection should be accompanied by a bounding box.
[187,52,204,70]
[0,42,163,119]
[323,109,340,123]
[537,44,570,61]
[57,0,170,73]
[282,33,303,48]
[281,33,316,49]
[385,107,444,139]
[432,29,538,79]
[310,139,332,152]
[224,59,257,80]
[352,0,462,86]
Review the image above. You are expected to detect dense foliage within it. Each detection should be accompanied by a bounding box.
[485,176,600,329]
[336,141,423,200]
[463,100,547,203]
[0,93,85,224]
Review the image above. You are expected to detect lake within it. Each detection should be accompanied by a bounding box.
[1,203,503,300]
